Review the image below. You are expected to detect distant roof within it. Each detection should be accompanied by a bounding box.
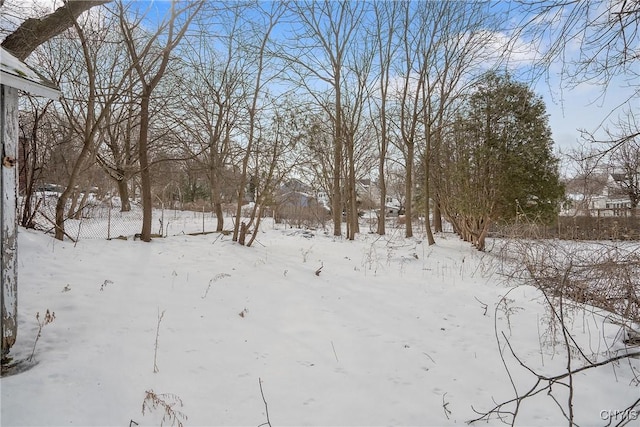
[611,173,627,182]
[0,47,60,99]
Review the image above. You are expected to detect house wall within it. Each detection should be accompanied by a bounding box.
[1,85,19,356]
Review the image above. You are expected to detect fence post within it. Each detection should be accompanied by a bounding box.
[107,198,112,240]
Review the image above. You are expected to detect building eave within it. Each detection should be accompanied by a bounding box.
[1,47,60,100]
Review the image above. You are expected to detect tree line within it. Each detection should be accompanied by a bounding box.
[3,0,637,250]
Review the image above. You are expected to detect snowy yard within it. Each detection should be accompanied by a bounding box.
[1,215,638,426]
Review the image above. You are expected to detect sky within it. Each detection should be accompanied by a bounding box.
[1,0,636,159]
[538,73,634,154]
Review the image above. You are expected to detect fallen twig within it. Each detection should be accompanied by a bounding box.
[258,378,272,427]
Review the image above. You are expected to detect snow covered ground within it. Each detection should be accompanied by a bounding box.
[1,214,638,426]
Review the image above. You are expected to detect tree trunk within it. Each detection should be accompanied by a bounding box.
[209,159,224,232]
[55,144,92,241]
[138,93,153,242]
[331,60,344,238]
[19,121,38,227]
[72,190,90,220]
[214,202,224,232]
[116,176,131,212]
[423,126,435,244]
[405,143,414,238]
[238,222,247,245]
[67,189,79,219]
[246,206,262,247]
[346,133,358,240]
[232,156,249,243]
[377,173,387,235]
[475,217,491,251]
[332,117,343,237]
[231,9,276,243]
[423,160,435,245]
[433,201,443,233]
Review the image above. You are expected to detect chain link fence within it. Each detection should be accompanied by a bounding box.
[26,194,638,242]
[23,195,226,240]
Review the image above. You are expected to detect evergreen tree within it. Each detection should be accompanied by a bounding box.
[466,72,564,222]
[440,72,564,250]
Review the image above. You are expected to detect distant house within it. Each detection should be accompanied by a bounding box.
[274,182,329,227]
[315,190,330,210]
[292,178,404,217]
[278,190,315,208]
[277,179,322,210]
[563,171,637,216]
[283,178,330,211]
[356,178,372,197]
[591,173,635,213]
[281,178,311,194]
[384,196,403,217]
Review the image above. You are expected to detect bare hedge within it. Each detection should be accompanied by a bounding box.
[491,215,640,241]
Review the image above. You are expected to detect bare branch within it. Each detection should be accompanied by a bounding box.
[1,0,111,60]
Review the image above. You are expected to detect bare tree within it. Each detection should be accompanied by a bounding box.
[369,0,399,236]
[17,98,54,227]
[0,0,115,239]
[513,1,639,92]
[29,9,137,240]
[562,143,608,216]
[95,83,140,212]
[118,0,203,242]
[341,30,375,240]
[610,133,640,209]
[511,1,639,153]
[284,0,368,238]
[392,1,434,239]
[172,5,246,231]
[568,109,640,212]
[231,3,283,244]
[295,108,335,214]
[389,2,494,241]
[246,100,304,247]
[420,2,495,244]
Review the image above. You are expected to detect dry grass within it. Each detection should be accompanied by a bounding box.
[497,239,640,326]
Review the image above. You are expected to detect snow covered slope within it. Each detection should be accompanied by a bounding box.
[1,220,637,426]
